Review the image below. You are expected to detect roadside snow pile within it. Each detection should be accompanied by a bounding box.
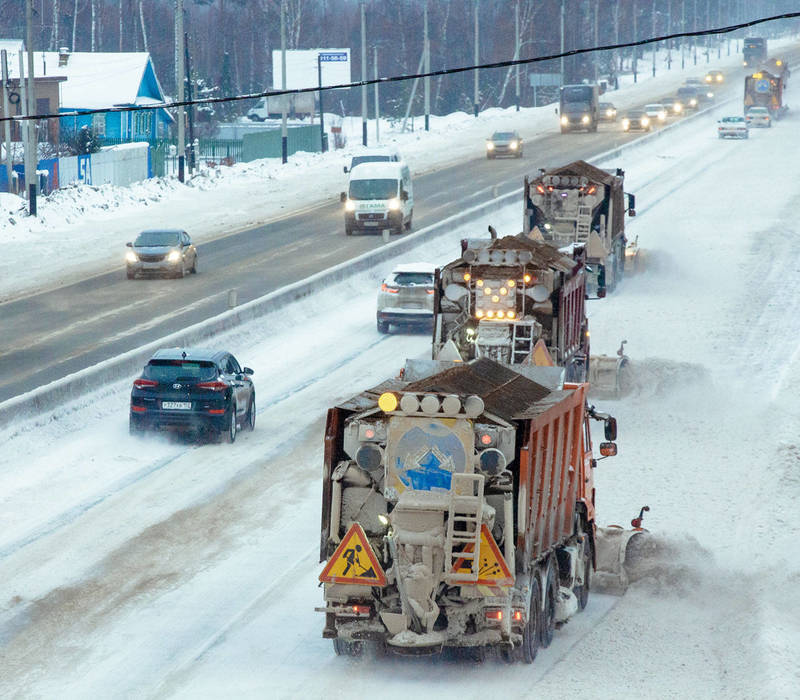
[0,192,26,225]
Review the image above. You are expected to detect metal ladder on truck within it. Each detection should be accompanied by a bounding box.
[576,204,592,242]
[445,473,485,584]
[512,321,537,364]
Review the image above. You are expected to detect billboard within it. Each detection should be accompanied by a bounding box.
[272,49,351,90]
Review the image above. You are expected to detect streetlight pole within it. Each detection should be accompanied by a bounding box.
[515,0,520,111]
[681,0,685,68]
[473,0,479,117]
[176,0,185,182]
[652,1,656,77]
[361,0,367,146]
[560,0,565,87]
[424,1,430,130]
[280,0,287,163]
[632,0,638,83]
[374,46,380,143]
[25,0,37,215]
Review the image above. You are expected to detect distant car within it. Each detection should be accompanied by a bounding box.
[129,348,256,442]
[621,110,651,132]
[717,116,749,139]
[126,229,198,280]
[343,147,403,173]
[643,103,668,122]
[676,87,700,110]
[669,97,685,115]
[486,131,523,158]
[376,262,436,333]
[599,102,618,122]
[705,69,724,84]
[746,106,772,128]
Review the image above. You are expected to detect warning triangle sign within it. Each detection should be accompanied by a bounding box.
[530,339,555,367]
[451,523,514,587]
[319,522,387,587]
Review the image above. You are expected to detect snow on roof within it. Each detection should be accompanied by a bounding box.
[391,262,436,273]
[348,161,405,179]
[1,48,162,110]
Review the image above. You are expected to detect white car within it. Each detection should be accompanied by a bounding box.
[344,147,403,173]
[643,103,668,122]
[376,263,436,334]
[717,116,749,139]
[746,107,772,128]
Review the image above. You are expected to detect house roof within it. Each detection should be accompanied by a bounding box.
[0,44,165,110]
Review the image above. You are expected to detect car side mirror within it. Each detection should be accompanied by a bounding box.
[604,417,617,441]
[340,192,347,203]
[242,367,254,375]
[597,288,606,299]
[401,190,409,201]
[343,166,349,174]
[628,209,636,217]
[126,242,132,247]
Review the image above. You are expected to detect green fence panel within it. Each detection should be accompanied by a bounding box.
[242,126,323,162]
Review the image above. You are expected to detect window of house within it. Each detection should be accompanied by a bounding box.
[92,113,106,137]
[134,110,152,138]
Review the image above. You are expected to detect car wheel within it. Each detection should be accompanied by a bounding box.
[126,268,136,280]
[377,319,390,334]
[224,404,237,444]
[244,396,256,431]
[190,255,198,274]
[404,211,413,231]
[345,225,353,236]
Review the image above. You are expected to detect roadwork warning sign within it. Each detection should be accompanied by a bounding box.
[451,523,514,587]
[319,522,387,586]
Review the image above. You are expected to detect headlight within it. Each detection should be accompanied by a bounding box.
[674,103,682,113]
[560,115,569,125]
[606,109,614,117]
[486,142,495,150]
[126,251,138,263]
[581,114,590,124]
[345,199,356,212]
[622,118,630,129]
[387,197,401,211]
[167,250,181,263]
[659,112,666,121]
[707,92,714,98]
[690,98,697,106]
[716,75,723,82]
[705,76,712,82]
[641,116,650,126]
[509,141,518,150]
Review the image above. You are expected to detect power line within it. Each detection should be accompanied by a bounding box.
[2,10,798,124]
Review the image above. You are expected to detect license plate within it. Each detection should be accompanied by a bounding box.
[363,221,380,227]
[162,401,191,410]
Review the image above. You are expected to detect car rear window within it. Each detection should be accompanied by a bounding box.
[135,231,180,246]
[393,272,433,286]
[143,360,217,382]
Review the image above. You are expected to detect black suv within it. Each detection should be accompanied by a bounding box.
[130,348,255,442]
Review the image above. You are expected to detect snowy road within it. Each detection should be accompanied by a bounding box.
[2,91,800,698]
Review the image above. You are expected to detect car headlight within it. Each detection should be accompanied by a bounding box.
[509,141,518,150]
[659,112,666,120]
[705,76,712,82]
[560,115,569,125]
[486,142,495,150]
[641,116,650,126]
[606,109,614,117]
[581,114,590,124]
[716,75,723,82]
[690,98,697,106]
[126,251,138,263]
[345,199,356,212]
[387,197,401,211]
[707,92,714,98]
[167,250,181,263]
[674,104,682,113]
[622,119,630,129]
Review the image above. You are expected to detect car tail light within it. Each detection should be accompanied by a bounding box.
[426,289,434,295]
[133,378,158,389]
[131,405,147,413]
[208,408,226,414]
[381,283,399,294]
[197,380,228,391]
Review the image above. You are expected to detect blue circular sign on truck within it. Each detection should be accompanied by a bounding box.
[755,79,770,93]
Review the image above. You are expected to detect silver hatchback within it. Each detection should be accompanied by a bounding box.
[376,263,436,333]
[126,229,198,279]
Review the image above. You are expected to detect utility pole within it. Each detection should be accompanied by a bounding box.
[705,0,710,64]
[473,0,479,117]
[693,0,698,65]
[25,0,37,215]
[280,0,287,163]
[560,0,565,87]
[424,1,430,130]
[593,0,599,84]
[184,33,195,173]
[374,46,379,143]
[632,0,638,83]
[652,1,656,77]
[318,54,326,153]
[360,0,367,146]
[666,0,672,69]
[681,0,685,68]
[515,1,521,110]
[1,51,12,193]
[176,0,185,182]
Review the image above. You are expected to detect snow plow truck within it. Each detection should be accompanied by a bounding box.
[523,161,638,297]
[318,357,639,659]
[744,69,787,119]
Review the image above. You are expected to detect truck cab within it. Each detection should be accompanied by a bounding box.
[559,84,599,133]
[341,162,413,236]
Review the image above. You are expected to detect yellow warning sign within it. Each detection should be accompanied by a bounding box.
[531,339,555,367]
[452,524,514,587]
[319,522,387,586]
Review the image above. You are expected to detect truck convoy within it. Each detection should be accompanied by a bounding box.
[318,357,625,659]
[523,161,637,297]
[742,37,767,67]
[430,229,589,383]
[559,84,599,133]
[744,69,787,119]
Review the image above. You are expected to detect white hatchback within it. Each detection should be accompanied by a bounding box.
[376,263,436,333]
[643,103,668,122]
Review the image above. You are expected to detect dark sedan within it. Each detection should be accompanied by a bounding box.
[129,348,255,443]
[126,229,198,279]
[621,110,651,132]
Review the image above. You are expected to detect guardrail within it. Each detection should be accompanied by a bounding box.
[0,94,743,429]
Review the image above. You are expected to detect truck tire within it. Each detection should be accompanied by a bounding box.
[519,575,541,663]
[540,564,558,648]
[377,319,390,334]
[574,536,592,611]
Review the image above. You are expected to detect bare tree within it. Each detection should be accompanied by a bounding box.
[139,0,149,53]
[49,0,60,50]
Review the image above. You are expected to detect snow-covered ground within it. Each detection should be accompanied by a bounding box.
[2,37,794,303]
[1,60,799,697]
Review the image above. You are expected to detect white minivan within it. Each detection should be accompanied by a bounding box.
[340,162,413,236]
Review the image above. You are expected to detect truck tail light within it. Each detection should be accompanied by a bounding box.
[485,609,503,621]
[513,609,524,622]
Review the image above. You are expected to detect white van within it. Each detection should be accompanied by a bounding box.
[340,162,413,236]
[343,146,403,173]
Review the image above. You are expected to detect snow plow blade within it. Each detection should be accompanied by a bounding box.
[624,236,645,274]
[588,340,630,399]
[593,525,650,594]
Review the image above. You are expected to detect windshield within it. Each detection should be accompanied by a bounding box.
[393,272,433,286]
[349,178,399,200]
[561,86,592,102]
[350,155,392,169]
[492,132,515,140]
[143,360,217,383]
[135,231,180,247]
[677,88,697,97]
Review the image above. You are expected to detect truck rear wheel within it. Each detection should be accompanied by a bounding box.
[574,536,592,611]
[519,575,541,663]
[540,564,557,648]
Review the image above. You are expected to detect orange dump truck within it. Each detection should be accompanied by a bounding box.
[318,357,620,660]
